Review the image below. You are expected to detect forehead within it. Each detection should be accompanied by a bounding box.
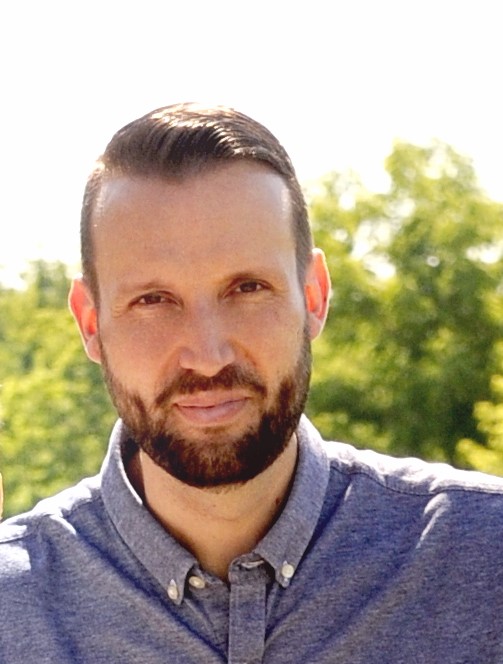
[91,162,297,286]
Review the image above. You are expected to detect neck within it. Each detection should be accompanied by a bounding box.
[127,436,298,580]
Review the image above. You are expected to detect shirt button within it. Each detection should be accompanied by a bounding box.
[188,575,206,590]
[281,562,295,580]
[167,580,179,601]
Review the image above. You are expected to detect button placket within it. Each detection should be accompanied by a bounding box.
[228,565,267,664]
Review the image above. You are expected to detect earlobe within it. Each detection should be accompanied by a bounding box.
[304,248,331,340]
[68,277,102,364]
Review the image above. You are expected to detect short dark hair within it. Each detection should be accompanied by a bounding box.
[81,103,313,298]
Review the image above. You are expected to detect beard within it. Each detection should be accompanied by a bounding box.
[99,329,311,488]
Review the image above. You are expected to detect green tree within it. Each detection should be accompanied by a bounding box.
[0,262,115,517]
[457,343,503,475]
[308,141,503,466]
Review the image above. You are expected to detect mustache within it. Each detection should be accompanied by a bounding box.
[154,364,267,408]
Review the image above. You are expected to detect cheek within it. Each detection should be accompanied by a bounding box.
[98,319,174,386]
[242,307,307,373]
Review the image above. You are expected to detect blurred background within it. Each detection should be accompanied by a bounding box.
[1,0,503,516]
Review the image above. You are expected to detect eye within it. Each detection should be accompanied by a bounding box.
[135,292,174,306]
[235,281,265,294]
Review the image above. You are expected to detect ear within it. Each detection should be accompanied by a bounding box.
[68,277,102,364]
[304,248,331,340]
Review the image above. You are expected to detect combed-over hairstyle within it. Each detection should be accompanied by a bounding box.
[81,103,313,298]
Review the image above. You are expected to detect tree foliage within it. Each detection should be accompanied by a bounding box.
[307,141,503,465]
[0,262,115,517]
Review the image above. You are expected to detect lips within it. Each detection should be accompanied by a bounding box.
[173,391,251,426]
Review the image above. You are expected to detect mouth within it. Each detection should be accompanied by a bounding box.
[173,391,251,426]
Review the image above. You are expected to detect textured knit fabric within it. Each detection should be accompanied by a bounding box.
[2,416,503,663]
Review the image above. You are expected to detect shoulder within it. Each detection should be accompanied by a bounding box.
[301,438,503,580]
[0,475,102,571]
[299,417,503,498]
[323,439,503,497]
[319,439,503,543]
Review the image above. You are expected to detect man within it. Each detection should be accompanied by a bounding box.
[1,104,503,664]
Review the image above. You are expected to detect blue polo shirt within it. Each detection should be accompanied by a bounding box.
[2,416,503,663]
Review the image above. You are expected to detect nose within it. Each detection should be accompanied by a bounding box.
[177,305,236,377]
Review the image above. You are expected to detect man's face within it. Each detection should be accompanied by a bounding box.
[75,162,327,487]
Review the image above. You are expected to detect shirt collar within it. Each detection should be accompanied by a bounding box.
[100,416,329,601]
[253,416,330,587]
[101,421,195,605]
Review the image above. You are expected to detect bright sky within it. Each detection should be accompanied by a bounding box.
[1,0,501,286]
